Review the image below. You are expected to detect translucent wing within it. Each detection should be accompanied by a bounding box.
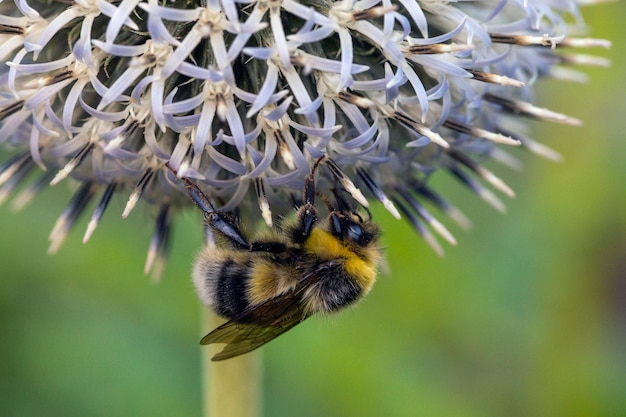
[201,268,327,361]
[202,307,308,361]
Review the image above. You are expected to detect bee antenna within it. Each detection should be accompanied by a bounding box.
[330,188,352,212]
[316,191,334,214]
[362,206,372,222]
[289,193,301,210]
[332,187,370,222]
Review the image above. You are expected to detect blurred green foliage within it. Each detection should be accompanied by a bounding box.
[1,4,625,417]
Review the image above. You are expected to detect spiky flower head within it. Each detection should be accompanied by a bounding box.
[0,0,609,273]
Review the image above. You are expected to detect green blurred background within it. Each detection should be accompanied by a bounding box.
[1,4,624,417]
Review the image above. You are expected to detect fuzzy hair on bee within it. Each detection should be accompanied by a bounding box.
[167,157,382,361]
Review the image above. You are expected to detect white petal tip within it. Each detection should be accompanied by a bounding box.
[351,189,369,208]
[424,235,444,257]
[122,193,139,219]
[480,190,507,213]
[50,169,69,186]
[144,250,157,276]
[431,220,457,246]
[122,198,137,219]
[83,220,98,243]
[430,134,450,148]
[48,237,64,255]
[383,199,401,220]
[262,210,273,228]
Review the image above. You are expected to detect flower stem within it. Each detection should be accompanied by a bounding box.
[201,307,263,417]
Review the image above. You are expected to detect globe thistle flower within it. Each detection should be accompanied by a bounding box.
[0,0,610,274]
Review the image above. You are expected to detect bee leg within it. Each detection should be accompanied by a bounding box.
[165,162,252,250]
[207,212,287,252]
[185,187,252,250]
[205,212,251,249]
[184,187,251,249]
[184,185,251,249]
[303,156,326,206]
[295,156,326,240]
[299,180,317,239]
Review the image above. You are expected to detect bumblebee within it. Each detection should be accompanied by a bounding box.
[169,157,381,361]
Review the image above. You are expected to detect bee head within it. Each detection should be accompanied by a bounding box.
[328,212,368,245]
[323,187,378,248]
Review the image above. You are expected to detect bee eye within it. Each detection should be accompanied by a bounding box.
[329,213,371,246]
[345,222,368,245]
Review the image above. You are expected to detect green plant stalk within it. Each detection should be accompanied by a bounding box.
[201,307,263,417]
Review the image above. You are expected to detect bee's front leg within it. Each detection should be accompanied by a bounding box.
[293,157,325,242]
[165,162,252,250]
[204,212,251,249]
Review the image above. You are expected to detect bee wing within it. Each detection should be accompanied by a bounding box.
[203,315,307,361]
[201,268,325,361]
